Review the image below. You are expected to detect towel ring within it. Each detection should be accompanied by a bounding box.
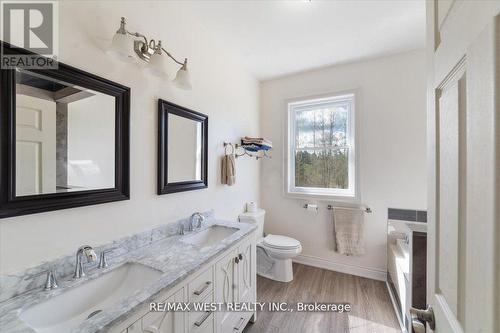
[223,142,235,155]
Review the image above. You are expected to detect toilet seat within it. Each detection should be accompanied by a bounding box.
[263,234,301,250]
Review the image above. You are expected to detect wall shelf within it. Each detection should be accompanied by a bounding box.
[223,142,271,160]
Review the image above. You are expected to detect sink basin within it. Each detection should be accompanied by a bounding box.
[19,262,162,333]
[181,225,238,248]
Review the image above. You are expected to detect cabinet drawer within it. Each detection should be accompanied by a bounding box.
[189,309,214,333]
[221,312,252,333]
[188,266,214,302]
[140,287,185,333]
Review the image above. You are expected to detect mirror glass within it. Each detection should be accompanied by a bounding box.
[15,69,116,196]
[167,113,202,182]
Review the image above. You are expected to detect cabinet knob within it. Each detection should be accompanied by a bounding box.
[235,256,240,264]
[238,253,243,260]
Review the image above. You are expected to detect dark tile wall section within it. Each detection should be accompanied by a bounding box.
[411,232,427,309]
[388,208,427,223]
[416,210,427,222]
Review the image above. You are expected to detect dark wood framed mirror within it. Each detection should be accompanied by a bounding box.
[158,99,208,194]
[0,42,130,218]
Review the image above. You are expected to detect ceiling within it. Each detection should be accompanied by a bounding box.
[183,1,426,81]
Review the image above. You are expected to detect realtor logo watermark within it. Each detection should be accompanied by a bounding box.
[1,1,58,69]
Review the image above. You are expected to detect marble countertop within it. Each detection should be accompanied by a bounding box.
[0,220,256,333]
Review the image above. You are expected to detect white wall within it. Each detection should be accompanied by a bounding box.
[260,50,427,279]
[0,1,260,274]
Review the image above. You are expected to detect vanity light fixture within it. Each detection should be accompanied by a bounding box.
[108,17,191,90]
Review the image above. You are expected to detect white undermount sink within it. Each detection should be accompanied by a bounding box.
[181,225,238,248]
[19,262,162,333]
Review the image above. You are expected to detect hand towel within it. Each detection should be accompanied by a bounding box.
[333,207,365,256]
[221,154,236,186]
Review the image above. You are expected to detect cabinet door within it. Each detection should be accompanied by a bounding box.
[142,288,185,333]
[237,239,255,304]
[215,250,236,332]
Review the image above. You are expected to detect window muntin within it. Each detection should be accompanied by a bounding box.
[287,94,356,198]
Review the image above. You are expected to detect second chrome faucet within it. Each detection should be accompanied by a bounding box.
[73,245,97,279]
[189,212,205,231]
[178,212,205,235]
[73,245,115,279]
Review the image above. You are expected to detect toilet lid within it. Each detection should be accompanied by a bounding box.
[263,234,301,250]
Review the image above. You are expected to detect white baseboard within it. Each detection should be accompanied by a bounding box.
[292,254,387,281]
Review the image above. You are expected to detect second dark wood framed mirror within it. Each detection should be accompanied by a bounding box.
[158,99,208,194]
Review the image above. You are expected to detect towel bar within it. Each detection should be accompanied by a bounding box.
[302,204,372,213]
[327,204,372,213]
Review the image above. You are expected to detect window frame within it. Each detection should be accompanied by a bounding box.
[284,91,359,201]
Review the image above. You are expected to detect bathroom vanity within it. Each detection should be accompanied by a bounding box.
[115,229,256,333]
[0,216,257,333]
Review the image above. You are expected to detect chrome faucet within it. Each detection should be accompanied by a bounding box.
[34,268,58,291]
[98,248,114,269]
[189,212,205,231]
[73,245,97,279]
[178,223,186,235]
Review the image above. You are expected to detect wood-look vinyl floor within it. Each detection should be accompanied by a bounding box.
[243,263,402,333]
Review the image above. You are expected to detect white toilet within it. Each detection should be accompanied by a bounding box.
[239,209,302,282]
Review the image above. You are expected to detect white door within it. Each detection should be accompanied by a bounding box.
[16,94,56,196]
[422,1,500,332]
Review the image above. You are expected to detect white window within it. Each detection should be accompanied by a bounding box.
[286,93,357,199]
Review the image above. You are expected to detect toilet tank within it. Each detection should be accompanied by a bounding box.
[239,209,265,237]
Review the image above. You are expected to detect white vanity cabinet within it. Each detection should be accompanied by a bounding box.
[116,230,256,333]
[215,237,256,333]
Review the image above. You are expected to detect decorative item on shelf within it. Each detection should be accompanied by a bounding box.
[240,136,273,151]
[108,17,191,90]
[223,141,272,160]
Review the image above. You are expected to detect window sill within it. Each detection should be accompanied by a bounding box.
[284,190,359,203]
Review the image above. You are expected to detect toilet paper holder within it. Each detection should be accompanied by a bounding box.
[302,204,318,211]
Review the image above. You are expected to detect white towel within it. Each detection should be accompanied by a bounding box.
[333,207,365,256]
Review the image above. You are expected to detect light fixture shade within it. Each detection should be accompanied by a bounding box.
[108,32,134,62]
[173,66,192,90]
[148,52,168,77]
